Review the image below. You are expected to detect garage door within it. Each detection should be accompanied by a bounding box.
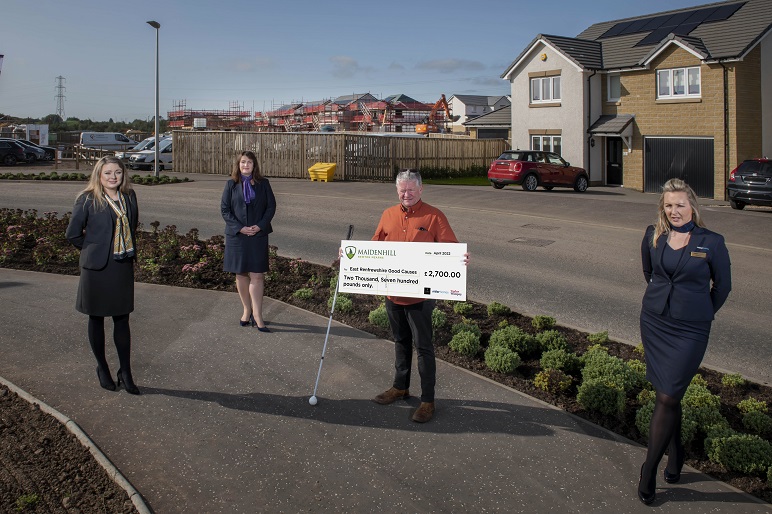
[644,137,714,197]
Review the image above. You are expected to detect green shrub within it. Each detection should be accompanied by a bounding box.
[738,397,768,414]
[328,294,353,313]
[577,379,626,417]
[672,383,727,445]
[540,348,580,373]
[531,315,556,330]
[743,411,772,437]
[534,369,573,394]
[707,434,772,474]
[497,320,509,329]
[431,308,447,330]
[448,331,480,357]
[368,304,390,328]
[453,301,474,315]
[633,343,645,356]
[637,389,656,406]
[580,348,637,392]
[690,374,709,388]
[451,321,481,337]
[484,345,521,374]
[587,330,609,344]
[535,330,568,352]
[625,359,649,389]
[292,287,313,300]
[721,373,746,388]
[487,301,511,316]
[768,466,772,486]
[329,274,339,294]
[488,325,538,357]
[635,401,655,437]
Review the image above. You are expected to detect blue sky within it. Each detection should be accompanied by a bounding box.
[1,0,706,122]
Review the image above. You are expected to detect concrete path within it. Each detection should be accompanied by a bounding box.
[0,268,768,513]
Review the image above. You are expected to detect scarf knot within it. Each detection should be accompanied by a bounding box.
[104,193,135,260]
[241,175,255,204]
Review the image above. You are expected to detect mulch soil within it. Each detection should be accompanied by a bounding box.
[1,221,771,508]
[0,387,135,513]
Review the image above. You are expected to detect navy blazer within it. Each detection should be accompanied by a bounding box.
[66,190,139,270]
[220,178,276,237]
[641,224,731,321]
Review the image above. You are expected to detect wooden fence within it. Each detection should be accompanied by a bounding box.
[172,131,508,181]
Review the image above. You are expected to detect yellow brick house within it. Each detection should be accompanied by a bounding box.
[502,0,772,199]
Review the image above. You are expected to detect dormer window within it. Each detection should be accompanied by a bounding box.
[657,66,701,99]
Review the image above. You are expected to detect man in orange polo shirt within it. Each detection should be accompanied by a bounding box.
[372,169,463,423]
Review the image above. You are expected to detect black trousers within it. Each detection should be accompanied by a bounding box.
[386,299,436,403]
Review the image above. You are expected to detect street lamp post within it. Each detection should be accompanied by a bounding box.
[147,21,160,178]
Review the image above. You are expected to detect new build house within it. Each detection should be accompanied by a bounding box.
[501,0,772,198]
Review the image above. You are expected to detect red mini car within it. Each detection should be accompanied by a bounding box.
[488,150,589,192]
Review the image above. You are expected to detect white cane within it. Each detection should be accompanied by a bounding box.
[309,224,354,405]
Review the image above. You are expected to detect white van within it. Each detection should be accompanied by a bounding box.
[79,132,137,150]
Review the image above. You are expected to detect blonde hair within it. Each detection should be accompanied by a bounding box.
[76,156,132,210]
[651,178,704,247]
[230,150,263,184]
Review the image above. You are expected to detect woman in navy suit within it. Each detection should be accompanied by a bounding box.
[66,156,140,394]
[221,151,276,331]
[637,178,731,504]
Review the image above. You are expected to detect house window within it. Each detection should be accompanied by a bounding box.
[657,66,701,99]
[532,135,562,155]
[531,76,561,103]
[608,74,621,102]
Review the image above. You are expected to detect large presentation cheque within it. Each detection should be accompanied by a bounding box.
[338,240,467,301]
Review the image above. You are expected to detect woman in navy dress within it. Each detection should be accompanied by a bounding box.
[637,178,731,504]
[221,151,276,332]
[66,156,140,395]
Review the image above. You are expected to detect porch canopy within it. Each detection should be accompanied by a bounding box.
[589,114,634,150]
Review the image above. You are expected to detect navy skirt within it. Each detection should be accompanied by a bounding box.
[640,307,711,399]
[76,256,135,317]
[223,233,269,274]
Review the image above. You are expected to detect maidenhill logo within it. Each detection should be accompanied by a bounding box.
[346,246,398,259]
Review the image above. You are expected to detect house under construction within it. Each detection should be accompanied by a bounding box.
[167,100,253,131]
[167,93,455,133]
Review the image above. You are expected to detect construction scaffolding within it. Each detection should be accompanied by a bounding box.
[168,93,455,133]
[250,93,452,133]
[168,100,253,130]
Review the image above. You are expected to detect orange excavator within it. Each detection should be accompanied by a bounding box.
[415,94,460,135]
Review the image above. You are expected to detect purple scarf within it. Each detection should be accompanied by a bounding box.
[241,175,255,204]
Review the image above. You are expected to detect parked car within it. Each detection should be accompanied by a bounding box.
[726,158,772,210]
[488,150,589,192]
[115,137,157,162]
[13,139,56,160]
[0,138,47,163]
[0,140,27,166]
[129,137,172,171]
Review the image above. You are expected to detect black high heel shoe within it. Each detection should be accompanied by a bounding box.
[638,464,656,505]
[664,441,685,483]
[96,366,116,391]
[117,368,140,395]
[240,314,256,327]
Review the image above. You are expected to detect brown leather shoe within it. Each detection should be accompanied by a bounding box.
[372,387,409,405]
[411,402,435,423]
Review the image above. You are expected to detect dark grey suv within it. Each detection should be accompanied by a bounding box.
[726,158,772,210]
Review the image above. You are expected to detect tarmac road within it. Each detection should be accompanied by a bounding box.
[1,169,770,384]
